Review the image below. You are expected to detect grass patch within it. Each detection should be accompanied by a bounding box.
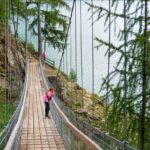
[0,86,17,132]
[0,103,16,132]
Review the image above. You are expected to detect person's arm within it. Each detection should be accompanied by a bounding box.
[52,91,56,96]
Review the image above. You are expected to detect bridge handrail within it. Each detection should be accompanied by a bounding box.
[40,61,102,150]
[52,95,137,150]
[45,58,55,67]
[40,61,137,150]
[2,60,29,149]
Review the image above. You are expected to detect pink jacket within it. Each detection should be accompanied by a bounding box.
[44,91,54,103]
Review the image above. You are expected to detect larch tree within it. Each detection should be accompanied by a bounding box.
[88,0,150,149]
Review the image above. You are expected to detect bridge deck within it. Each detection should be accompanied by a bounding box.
[19,60,65,150]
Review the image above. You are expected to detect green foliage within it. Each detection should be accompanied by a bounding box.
[7,75,15,82]
[0,86,4,102]
[27,0,69,50]
[28,42,35,54]
[17,36,24,44]
[69,69,77,83]
[89,0,150,149]
[10,91,18,100]
[0,0,7,21]
[0,66,3,73]
[0,103,16,132]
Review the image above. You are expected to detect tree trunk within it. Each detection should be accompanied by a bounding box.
[37,2,42,60]
[141,0,148,149]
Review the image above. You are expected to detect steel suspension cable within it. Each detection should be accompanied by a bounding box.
[106,0,111,129]
[66,46,68,78]
[44,4,48,54]
[8,0,11,116]
[10,0,19,113]
[141,0,148,149]
[74,0,78,104]
[80,0,84,109]
[66,45,69,89]
[11,0,16,37]
[123,0,127,142]
[63,55,65,74]
[11,0,22,92]
[70,27,72,71]
[25,0,28,77]
[7,0,9,117]
[62,54,65,88]
[91,0,95,115]
[4,0,8,118]
[70,27,73,94]
[56,0,76,78]
[8,0,10,117]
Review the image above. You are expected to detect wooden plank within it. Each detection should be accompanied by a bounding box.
[19,60,65,150]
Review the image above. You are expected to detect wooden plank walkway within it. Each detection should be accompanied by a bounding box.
[19,60,66,150]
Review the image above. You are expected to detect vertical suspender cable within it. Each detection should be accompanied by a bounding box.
[70,27,73,94]
[8,0,11,115]
[37,2,42,61]
[7,0,9,116]
[16,0,19,38]
[43,13,47,70]
[141,0,148,149]
[11,0,21,89]
[52,0,73,100]
[62,55,65,88]
[70,27,72,71]
[63,55,65,74]
[106,0,111,129]
[11,0,16,36]
[56,0,75,78]
[91,0,94,115]
[66,46,68,78]
[44,4,49,56]
[80,0,84,109]
[66,46,68,89]
[4,0,7,118]
[44,14,46,54]
[62,54,65,88]
[74,0,77,103]
[25,0,28,82]
[123,0,127,142]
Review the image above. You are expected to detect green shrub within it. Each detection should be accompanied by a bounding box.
[0,87,4,102]
[10,91,18,99]
[69,68,77,82]
[28,42,35,54]
[17,36,24,44]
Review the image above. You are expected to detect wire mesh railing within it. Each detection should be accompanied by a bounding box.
[51,96,136,150]
[50,101,90,150]
[40,61,101,150]
[41,60,137,150]
[0,57,28,149]
[0,77,27,149]
[0,47,26,149]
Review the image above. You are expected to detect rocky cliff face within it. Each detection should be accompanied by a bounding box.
[0,31,26,103]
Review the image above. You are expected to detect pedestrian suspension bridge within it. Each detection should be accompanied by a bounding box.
[0,58,136,150]
[0,0,148,149]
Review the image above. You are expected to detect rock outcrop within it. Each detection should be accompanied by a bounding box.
[0,31,26,102]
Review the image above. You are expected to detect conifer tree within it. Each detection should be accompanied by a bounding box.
[88,0,150,149]
[27,0,69,50]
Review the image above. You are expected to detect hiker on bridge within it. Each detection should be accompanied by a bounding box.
[42,51,46,60]
[44,87,55,118]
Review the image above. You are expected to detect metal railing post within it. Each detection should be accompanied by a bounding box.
[123,140,128,150]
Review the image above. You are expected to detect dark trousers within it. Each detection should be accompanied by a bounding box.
[45,102,50,117]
